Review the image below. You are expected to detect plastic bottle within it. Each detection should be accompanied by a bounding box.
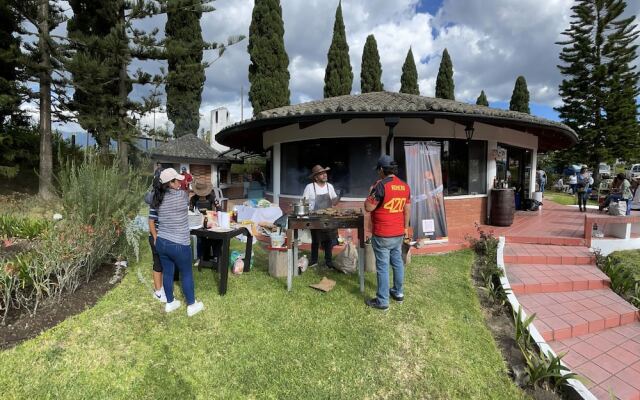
[298,254,309,273]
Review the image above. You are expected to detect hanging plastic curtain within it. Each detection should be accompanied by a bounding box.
[404,141,448,240]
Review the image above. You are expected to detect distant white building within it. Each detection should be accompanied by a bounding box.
[210,107,230,153]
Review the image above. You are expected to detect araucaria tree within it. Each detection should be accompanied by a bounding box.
[360,34,383,93]
[324,1,352,98]
[435,48,454,100]
[248,0,290,115]
[400,47,419,95]
[165,0,207,137]
[556,0,640,167]
[509,76,530,114]
[476,90,489,106]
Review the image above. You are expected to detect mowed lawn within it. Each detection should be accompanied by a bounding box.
[0,243,524,399]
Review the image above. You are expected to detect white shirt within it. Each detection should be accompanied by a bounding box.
[302,182,337,210]
[569,175,577,185]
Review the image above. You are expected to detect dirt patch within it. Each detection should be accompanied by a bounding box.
[0,263,124,350]
[0,238,35,259]
[472,264,564,400]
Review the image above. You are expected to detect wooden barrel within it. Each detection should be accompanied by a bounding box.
[490,189,515,226]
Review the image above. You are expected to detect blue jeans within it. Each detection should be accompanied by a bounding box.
[156,237,196,305]
[372,235,404,307]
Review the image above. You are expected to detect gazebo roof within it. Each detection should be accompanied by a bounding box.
[151,134,234,164]
[216,91,577,152]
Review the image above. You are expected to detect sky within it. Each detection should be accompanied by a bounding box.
[52,0,640,137]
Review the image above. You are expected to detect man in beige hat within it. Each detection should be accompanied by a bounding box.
[189,181,217,212]
[303,165,341,268]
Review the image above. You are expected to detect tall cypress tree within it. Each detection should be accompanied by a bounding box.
[509,76,530,114]
[360,34,383,93]
[399,47,419,95]
[476,90,489,106]
[435,48,454,100]
[323,1,352,98]
[557,0,639,167]
[165,0,206,137]
[248,0,290,115]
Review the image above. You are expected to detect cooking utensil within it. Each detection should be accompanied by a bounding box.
[292,199,310,216]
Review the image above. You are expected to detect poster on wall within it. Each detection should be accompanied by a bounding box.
[404,141,448,241]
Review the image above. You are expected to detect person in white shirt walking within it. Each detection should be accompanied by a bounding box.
[302,165,341,268]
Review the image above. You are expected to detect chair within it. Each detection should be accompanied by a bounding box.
[212,187,228,211]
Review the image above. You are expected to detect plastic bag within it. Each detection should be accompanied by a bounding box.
[229,250,244,275]
[298,255,309,274]
[335,241,358,274]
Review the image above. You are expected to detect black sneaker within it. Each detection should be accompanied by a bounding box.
[390,292,404,303]
[365,298,389,310]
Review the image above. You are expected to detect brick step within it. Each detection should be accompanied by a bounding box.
[518,290,638,341]
[503,243,595,265]
[547,323,640,400]
[506,264,610,294]
[505,236,586,246]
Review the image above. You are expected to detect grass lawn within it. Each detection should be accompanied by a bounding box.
[544,191,598,207]
[609,249,640,278]
[0,243,524,399]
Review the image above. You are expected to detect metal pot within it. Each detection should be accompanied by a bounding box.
[292,202,310,216]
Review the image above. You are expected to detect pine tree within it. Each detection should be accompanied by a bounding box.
[360,34,383,93]
[509,76,530,114]
[67,0,125,152]
[248,0,290,115]
[556,0,640,168]
[399,47,419,95]
[435,48,454,100]
[323,1,352,98]
[476,90,489,107]
[0,0,26,128]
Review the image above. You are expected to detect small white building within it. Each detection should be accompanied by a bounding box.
[210,107,231,153]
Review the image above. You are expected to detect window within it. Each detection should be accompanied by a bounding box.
[394,138,487,196]
[280,138,381,197]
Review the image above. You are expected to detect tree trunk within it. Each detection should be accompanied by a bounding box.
[37,0,54,200]
[117,7,129,174]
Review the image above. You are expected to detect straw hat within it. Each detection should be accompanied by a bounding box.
[308,165,331,179]
[193,181,213,197]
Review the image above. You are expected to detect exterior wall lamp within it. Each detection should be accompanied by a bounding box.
[465,123,475,142]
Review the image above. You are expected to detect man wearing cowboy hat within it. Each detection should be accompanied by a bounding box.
[189,181,221,267]
[302,165,341,269]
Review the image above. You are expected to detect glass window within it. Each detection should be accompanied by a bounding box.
[280,138,381,197]
[265,148,273,191]
[395,138,487,196]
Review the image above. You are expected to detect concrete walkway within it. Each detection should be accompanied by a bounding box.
[500,203,640,399]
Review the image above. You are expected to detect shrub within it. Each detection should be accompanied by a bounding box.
[0,214,52,239]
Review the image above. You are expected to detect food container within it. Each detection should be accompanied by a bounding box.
[270,233,286,248]
[292,200,310,216]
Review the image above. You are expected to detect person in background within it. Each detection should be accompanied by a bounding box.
[537,169,547,193]
[599,175,621,212]
[151,168,204,317]
[303,165,340,269]
[569,173,578,195]
[154,163,163,179]
[364,155,411,311]
[618,173,633,215]
[180,166,193,191]
[146,176,166,303]
[576,167,593,212]
[189,181,220,266]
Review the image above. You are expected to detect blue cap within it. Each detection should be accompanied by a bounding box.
[376,155,396,169]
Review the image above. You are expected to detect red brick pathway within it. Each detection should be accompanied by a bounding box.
[504,238,640,400]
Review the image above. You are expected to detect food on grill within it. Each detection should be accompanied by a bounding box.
[311,208,361,217]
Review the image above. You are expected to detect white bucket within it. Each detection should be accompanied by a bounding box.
[270,233,286,248]
[217,211,231,228]
[532,191,543,202]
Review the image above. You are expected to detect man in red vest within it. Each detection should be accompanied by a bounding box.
[364,155,411,310]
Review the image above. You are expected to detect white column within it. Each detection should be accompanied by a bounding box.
[273,143,281,205]
[531,149,538,196]
[210,165,217,186]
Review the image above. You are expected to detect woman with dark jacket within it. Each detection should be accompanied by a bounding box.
[576,167,593,212]
[151,168,204,317]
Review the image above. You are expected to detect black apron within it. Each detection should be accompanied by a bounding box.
[313,184,337,242]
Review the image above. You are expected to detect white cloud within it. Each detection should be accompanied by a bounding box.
[50,0,639,135]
